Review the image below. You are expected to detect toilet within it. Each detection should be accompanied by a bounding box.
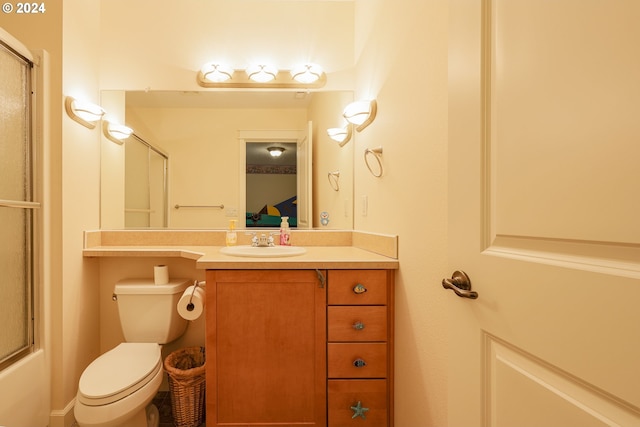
[74,278,191,427]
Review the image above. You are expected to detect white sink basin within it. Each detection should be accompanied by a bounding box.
[220,245,307,258]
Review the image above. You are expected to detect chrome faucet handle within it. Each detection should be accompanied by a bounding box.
[245,232,259,247]
[246,233,269,247]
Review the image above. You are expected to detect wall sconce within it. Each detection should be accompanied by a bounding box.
[326,125,352,147]
[343,99,377,132]
[290,63,323,84]
[103,120,133,145]
[64,96,105,129]
[364,146,384,177]
[200,63,234,83]
[197,62,326,88]
[267,146,285,157]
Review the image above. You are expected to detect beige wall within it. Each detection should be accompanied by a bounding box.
[57,0,103,424]
[353,1,449,426]
[98,0,355,92]
[100,90,126,229]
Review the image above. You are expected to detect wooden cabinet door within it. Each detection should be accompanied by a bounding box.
[206,270,326,427]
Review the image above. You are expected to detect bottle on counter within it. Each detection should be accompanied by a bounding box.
[279,216,291,246]
[226,219,237,246]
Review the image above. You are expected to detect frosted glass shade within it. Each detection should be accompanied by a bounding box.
[201,63,233,83]
[343,99,377,132]
[246,64,278,83]
[291,63,323,84]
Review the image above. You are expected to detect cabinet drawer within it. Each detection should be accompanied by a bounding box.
[328,379,388,426]
[328,306,388,342]
[328,343,387,378]
[328,270,388,305]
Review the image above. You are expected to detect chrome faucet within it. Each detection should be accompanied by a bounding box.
[249,232,277,247]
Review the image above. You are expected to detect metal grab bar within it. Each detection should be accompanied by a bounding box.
[0,199,41,209]
[174,204,224,209]
[125,208,156,213]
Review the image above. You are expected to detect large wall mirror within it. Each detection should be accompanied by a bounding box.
[100,90,354,230]
[123,134,168,228]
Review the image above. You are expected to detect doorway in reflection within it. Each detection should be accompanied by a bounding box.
[245,142,297,227]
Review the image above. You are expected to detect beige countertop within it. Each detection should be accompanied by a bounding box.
[83,230,399,270]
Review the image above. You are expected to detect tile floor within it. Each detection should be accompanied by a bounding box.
[152,391,205,427]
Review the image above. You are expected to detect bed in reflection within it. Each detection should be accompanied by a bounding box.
[246,196,297,227]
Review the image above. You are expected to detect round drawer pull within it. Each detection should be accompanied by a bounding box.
[353,283,367,294]
[353,358,367,368]
[352,321,365,330]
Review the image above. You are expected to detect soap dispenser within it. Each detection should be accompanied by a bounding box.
[279,216,291,246]
[226,219,237,246]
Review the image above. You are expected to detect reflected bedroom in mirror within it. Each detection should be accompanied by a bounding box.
[245,142,297,228]
[99,90,355,231]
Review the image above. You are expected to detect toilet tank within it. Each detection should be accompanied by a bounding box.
[114,278,191,344]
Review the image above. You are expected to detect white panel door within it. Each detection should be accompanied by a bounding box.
[448,1,640,426]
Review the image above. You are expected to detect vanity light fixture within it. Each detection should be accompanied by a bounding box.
[326,125,352,147]
[343,99,377,132]
[267,146,285,157]
[64,96,105,129]
[196,63,326,89]
[200,62,234,83]
[290,63,323,84]
[103,120,133,145]
[246,64,278,83]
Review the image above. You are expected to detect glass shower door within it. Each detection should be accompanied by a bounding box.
[0,39,36,369]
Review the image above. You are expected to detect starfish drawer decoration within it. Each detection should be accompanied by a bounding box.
[350,401,369,419]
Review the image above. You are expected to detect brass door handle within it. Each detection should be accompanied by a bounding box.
[442,270,478,299]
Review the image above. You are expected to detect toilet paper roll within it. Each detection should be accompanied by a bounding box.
[154,265,169,285]
[177,285,206,320]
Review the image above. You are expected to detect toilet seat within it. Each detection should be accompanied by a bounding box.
[78,343,161,406]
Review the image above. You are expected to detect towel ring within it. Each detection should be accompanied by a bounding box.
[328,171,340,191]
[364,147,384,177]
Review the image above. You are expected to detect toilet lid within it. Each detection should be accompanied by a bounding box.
[78,343,161,405]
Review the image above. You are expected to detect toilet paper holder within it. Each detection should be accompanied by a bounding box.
[186,280,206,312]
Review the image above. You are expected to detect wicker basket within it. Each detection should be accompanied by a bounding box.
[164,347,206,427]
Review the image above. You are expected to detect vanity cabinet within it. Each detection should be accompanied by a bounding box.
[205,269,394,427]
[327,270,394,427]
[205,269,327,426]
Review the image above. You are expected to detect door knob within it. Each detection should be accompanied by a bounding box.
[442,270,478,299]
